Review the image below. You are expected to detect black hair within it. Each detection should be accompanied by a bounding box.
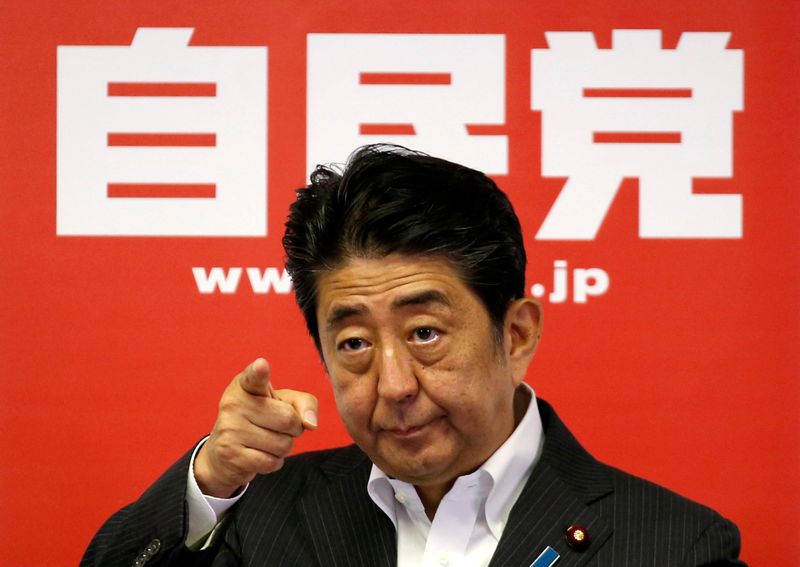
[283,144,526,350]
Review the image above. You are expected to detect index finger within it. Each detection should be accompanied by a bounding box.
[238,358,275,397]
[274,389,319,431]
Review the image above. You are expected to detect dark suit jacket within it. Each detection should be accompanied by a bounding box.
[81,399,745,566]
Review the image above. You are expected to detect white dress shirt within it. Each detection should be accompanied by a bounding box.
[367,384,544,567]
[185,384,544,562]
[185,438,248,549]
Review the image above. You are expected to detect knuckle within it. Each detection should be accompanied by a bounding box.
[270,405,298,431]
[274,435,294,456]
[212,418,239,440]
[218,395,241,414]
[258,453,284,474]
[304,393,319,409]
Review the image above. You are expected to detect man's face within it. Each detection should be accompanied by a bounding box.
[316,254,537,489]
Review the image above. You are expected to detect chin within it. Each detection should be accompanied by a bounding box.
[381,453,453,484]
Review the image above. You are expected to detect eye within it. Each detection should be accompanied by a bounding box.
[338,337,370,352]
[410,328,440,344]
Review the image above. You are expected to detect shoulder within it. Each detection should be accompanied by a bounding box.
[538,397,731,520]
[601,465,742,561]
[606,462,736,529]
[239,444,370,507]
[284,443,369,470]
[264,443,369,480]
[535,399,742,560]
[222,444,383,563]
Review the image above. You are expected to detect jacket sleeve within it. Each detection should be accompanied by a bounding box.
[684,515,747,567]
[80,449,228,567]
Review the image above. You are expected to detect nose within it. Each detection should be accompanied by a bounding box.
[376,342,418,402]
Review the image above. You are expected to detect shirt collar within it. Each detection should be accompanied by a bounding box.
[366,383,544,535]
[481,383,544,538]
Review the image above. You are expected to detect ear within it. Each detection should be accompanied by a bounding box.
[504,298,542,386]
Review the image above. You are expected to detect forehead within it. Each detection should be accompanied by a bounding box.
[315,254,476,322]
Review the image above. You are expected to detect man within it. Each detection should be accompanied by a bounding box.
[82,145,744,566]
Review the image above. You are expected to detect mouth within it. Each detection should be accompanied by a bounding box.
[383,416,443,437]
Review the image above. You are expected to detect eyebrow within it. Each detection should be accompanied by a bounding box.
[326,304,368,330]
[391,289,452,311]
[325,290,452,331]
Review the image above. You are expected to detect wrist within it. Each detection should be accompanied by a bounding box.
[194,447,242,498]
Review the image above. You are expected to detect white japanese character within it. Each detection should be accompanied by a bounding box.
[307,34,507,176]
[57,28,267,236]
[532,30,744,239]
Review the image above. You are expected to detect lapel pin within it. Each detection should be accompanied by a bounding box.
[565,524,590,551]
[529,545,560,567]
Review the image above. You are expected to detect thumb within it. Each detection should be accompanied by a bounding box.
[275,389,319,430]
[238,358,274,397]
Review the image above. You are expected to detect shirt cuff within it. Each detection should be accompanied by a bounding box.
[185,437,249,549]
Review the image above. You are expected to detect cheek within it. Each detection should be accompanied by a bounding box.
[331,374,375,428]
[420,355,503,417]
[419,362,477,412]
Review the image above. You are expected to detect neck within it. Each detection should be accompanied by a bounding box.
[416,483,454,521]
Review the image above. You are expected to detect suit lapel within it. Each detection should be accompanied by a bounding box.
[488,462,612,567]
[298,446,397,567]
[489,400,614,567]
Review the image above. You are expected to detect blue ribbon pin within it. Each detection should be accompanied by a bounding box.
[529,545,560,567]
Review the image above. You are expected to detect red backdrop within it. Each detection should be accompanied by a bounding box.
[1,1,798,565]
